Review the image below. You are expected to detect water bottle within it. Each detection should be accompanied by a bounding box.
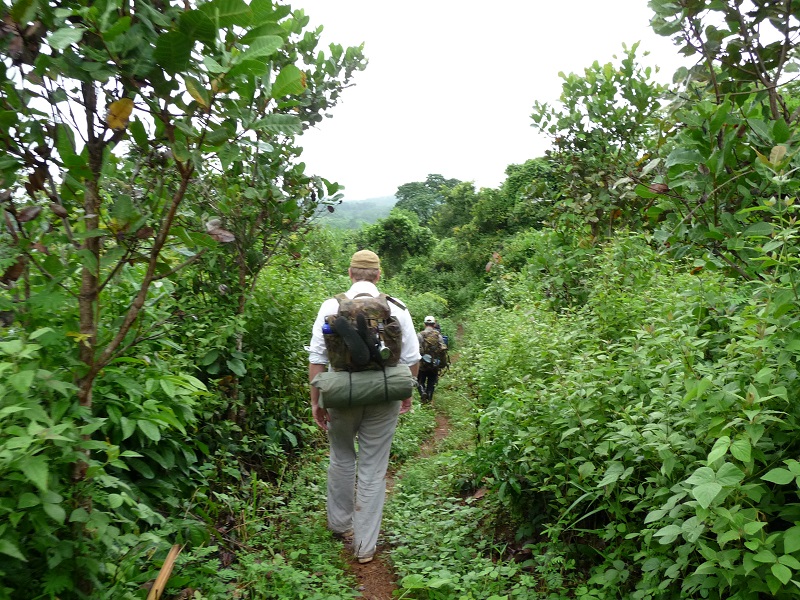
[376,323,391,360]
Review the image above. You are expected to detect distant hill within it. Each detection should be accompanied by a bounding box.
[316,196,397,229]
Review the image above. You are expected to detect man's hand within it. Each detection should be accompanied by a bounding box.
[399,397,412,414]
[313,403,329,430]
[309,363,328,430]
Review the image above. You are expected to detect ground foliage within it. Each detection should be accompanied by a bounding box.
[462,232,800,599]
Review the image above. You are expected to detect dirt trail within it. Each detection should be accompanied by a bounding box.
[349,412,450,599]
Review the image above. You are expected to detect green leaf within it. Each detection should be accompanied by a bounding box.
[160,378,177,398]
[241,22,285,44]
[748,119,771,140]
[242,35,283,60]
[0,339,24,355]
[772,562,792,585]
[779,554,800,569]
[69,507,90,523]
[8,370,35,393]
[29,327,54,340]
[743,521,766,535]
[784,526,800,554]
[137,419,162,442]
[129,458,155,479]
[716,462,745,486]
[179,10,216,43]
[0,405,27,418]
[773,119,791,144]
[708,436,730,463]
[129,119,148,147]
[730,438,752,463]
[17,493,40,508]
[199,349,220,366]
[743,221,773,238]
[718,529,740,547]
[654,524,682,544]
[400,574,427,589]
[19,455,48,492]
[171,145,190,166]
[43,502,66,524]
[11,0,39,25]
[597,462,625,487]
[763,468,795,485]
[199,0,252,28]
[107,493,124,509]
[272,65,306,98]
[0,539,26,562]
[121,417,136,440]
[666,148,703,167]
[227,358,246,377]
[203,56,227,73]
[103,15,131,40]
[154,32,193,75]
[754,549,777,563]
[205,125,233,146]
[686,466,716,486]
[47,27,85,50]
[250,113,302,135]
[692,481,722,509]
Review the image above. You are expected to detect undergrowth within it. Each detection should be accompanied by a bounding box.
[121,403,438,599]
[385,380,575,599]
[103,448,359,599]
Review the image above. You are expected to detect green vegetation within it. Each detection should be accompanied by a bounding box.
[4,0,800,599]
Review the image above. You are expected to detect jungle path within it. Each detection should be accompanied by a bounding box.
[348,411,451,599]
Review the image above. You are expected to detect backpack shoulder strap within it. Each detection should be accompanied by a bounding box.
[384,294,407,311]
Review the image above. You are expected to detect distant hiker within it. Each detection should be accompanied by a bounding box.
[307,249,420,564]
[417,315,449,403]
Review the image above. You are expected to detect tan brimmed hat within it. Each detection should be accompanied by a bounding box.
[350,249,381,270]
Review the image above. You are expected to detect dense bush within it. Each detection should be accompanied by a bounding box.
[461,232,800,599]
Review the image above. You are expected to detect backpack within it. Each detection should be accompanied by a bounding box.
[419,328,447,370]
[323,293,405,372]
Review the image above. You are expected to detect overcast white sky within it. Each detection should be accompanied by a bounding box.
[292,1,692,201]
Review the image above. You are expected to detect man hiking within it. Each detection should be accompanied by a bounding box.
[307,249,420,564]
[417,315,448,403]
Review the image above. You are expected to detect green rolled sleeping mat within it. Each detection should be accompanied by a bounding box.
[312,365,415,409]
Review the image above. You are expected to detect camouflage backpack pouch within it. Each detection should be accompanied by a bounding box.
[419,328,447,369]
[323,293,403,371]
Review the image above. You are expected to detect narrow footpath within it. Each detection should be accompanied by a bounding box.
[346,412,451,600]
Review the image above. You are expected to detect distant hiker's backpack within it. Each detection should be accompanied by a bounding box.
[323,293,405,372]
[419,328,447,370]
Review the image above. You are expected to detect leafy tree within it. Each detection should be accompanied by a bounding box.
[637,0,800,279]
[394,173,460,227]
[531,43,667,237]
[502,158,558,230]
[356,209,435,277]
[0,0,365,593]
[431,180,478,238]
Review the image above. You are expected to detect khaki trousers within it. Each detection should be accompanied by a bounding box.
[326,401,401,559]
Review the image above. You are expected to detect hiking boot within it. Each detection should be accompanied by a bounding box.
[357,554,374,564]
[331,529,353,544]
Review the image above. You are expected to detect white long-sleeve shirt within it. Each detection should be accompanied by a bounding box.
[308,281,421,367]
